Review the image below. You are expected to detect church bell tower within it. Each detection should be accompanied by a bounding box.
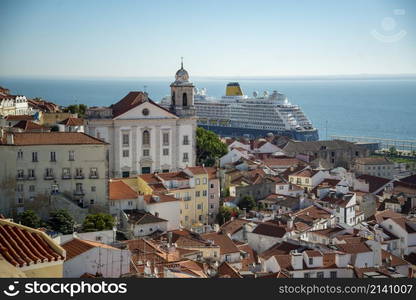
[170,58,195,117]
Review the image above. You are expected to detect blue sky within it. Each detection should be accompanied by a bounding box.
[1,0,415,77]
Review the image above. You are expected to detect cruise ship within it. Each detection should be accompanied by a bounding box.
[162,82,319,141]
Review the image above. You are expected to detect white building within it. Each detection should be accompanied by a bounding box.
[0,94,32,116]
[86,63,197,178]
[380,217,416,256]
[58,117,85,133]
[109,180,181,231]
[261,250,354,278]
[316,191,362,226]
[62,238,130,278]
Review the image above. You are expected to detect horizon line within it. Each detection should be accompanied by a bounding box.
[1,73,416,81]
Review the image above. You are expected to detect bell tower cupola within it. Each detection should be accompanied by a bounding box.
[170,57,195,117]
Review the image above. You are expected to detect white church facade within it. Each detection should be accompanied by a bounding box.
[86,63,197,178]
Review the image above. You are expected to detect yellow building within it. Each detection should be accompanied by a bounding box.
[132,167,210,230]
[0,218,66,278]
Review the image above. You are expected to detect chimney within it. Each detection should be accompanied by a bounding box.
[290,251,303,270]
[168,231,173,248]
[287,215,294,230]
[6,133,14,145]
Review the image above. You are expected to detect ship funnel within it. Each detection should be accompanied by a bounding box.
[226,82,243,96]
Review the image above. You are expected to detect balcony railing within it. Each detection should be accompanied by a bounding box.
[16,175,25,180]
[73,189,85,196]
[44,175,55,180]
[74,174,85,179]
[62,174,72,180]
[183,196,192,201]
[89,174,99,179]
[27,176,36,181]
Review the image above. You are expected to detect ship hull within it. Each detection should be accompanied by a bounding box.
[199,124,319,141]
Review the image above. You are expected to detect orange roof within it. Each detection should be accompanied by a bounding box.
[143,193,180,204]
[186,166,207,175]
[217,262,242,278]
[201,232,239,255]
[111,91,176,118]
[205,167,218,179]
[59,118,84,126]
[13,120,46,131]
[0,220,64,267]
[3,132,107,146]
[157,171,190,181]
[62,238,118,260]
[292,168,319,178]
[5,114,34,121]
[109,180,138,200]
[304,250,322,257]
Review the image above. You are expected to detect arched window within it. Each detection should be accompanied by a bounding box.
[183,93,188,107]
[172,91,175,106]
[142,130,150,145]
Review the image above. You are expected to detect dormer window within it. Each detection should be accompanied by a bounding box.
[308,257,313,265]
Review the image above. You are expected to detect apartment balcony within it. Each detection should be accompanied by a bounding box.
[27,176,36,181]
[62,174,72,180]
[44,175,55,180]
[73,189,85,196]
[89,174,99,179]
[74,174,85,179]
[16,176,25,181]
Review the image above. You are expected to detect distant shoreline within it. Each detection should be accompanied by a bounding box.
[1,74,416,81]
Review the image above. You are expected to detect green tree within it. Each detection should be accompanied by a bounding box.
[196,127,228,167]
[63,104,87,117]
[48,209,75,234]
[82,213,114,232]
[16,210,41,228]
[388,146,398,157]
[217,206,239,225]
[238,195,257,211]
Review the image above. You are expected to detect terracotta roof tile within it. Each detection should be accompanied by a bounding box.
[201,232,239,255]
[5,115,34,121]
[62,238,118,261]
[217,262,242,278]
[109,180,138,200]
[111,92,176,118]
[59,118,84,126]
[357,175,391,193]
[4,132,107,146]
[252,223,287,238]
[12,120,46,131]
[354,157,393,165]
[143,193,180,204]
[220,219,250,235]
[259,241,302,260]
[336,242,371,254]
[0,219,64,267]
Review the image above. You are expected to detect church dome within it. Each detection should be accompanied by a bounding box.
[175,67,189,82]
[174,58,191,83]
